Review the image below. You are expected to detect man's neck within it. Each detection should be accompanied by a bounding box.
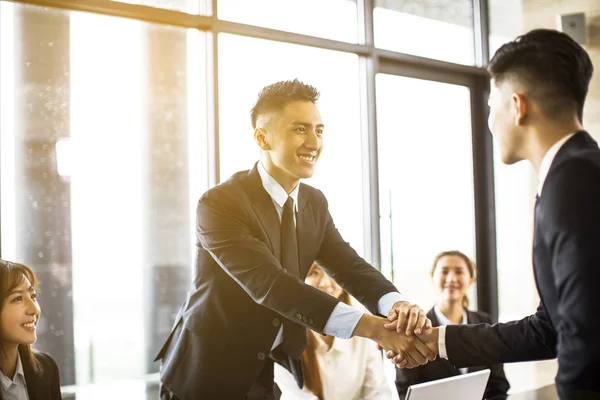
[260,158,299,194]
[527,120,583,173]
[439,300,464,324]
[0,344,19,380]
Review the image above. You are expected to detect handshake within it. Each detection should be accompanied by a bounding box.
[354,301,440,369]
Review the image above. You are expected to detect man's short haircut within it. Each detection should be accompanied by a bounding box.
[250,79,320,128]
[488,29,593,122]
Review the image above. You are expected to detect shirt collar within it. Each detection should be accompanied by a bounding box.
[257,161,299,211]
[1,350,27,392]
[433,303,467,326]
[537,133,576,196]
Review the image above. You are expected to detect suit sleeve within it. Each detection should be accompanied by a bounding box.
[314,190,398,315]
[197,188,339,333]
[445,304,556,366]
[542,159,600,395]
[478,312,510,400]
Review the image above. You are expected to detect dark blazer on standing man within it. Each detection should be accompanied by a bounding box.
[0,346,62,400]
[442,131,600,400]
[154,163,398,399]
[395,308,509,400]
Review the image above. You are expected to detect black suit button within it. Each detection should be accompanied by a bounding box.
[296,313,302,320]
[257,352,266,361]
[272,318,281,327]
[308,318,314,325]
[302,316,308,323]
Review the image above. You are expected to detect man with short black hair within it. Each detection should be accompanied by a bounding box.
[396,29,600,400]
[155,79,435,399]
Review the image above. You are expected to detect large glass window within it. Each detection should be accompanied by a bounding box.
[0,2,207,385]
[374,0,475,65]
[218,34,365,256]
[488,0,523,58]
[218,0,358,43]
[376,74,476,309]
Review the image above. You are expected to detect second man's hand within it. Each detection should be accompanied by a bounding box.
[353,313,436,368]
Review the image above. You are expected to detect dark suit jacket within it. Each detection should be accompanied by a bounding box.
[0,347,62,400]
[395,308,509,400]
[444,131,600,400]
[155,164,398,400]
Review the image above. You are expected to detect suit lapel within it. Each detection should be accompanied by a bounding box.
[243,165,282,261]
[296,184,316,278]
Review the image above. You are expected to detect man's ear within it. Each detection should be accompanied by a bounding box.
[512,92,528,125]
[254,127,270,150]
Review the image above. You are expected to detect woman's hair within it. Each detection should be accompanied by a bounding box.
[430,250,476,308]
[0,259,42,375]
[301,289,351,400]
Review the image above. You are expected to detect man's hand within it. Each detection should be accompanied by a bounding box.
[386,327,440,368]
[386,301,432,336]
[354,314,436,368]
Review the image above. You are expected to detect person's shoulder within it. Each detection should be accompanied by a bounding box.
[543,155,600,224]
[199,168,252,204]
[298,182,328,208]
[548,150,600,189]
[33,351,60,376]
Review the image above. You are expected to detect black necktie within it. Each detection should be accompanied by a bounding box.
[280,196,306,358]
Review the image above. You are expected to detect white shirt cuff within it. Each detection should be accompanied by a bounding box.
[377,291,409,316]
[323,302,364,339]
[438,325,448,359]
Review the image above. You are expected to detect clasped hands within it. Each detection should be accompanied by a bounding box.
[354,301,440,369]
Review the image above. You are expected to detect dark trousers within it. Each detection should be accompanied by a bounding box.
[158,359,279,400]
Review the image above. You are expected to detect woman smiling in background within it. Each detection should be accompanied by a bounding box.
[395,251,509,400]
[0,260,62,400]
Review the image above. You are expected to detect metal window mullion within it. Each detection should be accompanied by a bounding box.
[206,0,219,186]
[470,77,498,321]
[474,0,490,67]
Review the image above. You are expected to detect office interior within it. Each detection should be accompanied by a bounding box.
[0,0,597,398]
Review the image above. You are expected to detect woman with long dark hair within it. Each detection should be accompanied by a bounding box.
[0,259,62,400]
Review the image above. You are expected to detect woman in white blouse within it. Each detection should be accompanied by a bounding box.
[274,262,393,400]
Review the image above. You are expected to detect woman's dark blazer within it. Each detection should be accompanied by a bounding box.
[0,346,62,400]
[395,307,510,400]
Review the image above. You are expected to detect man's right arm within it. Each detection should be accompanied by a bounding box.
[411,305,556,368]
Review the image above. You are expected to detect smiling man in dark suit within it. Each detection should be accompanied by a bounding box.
[391,29,600,400]
[155,79,436,400]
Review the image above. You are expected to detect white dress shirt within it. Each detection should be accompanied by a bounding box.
[274,300,394,400]
[0,352,30,400]
[257,162,406,345]
[437,132,576,359]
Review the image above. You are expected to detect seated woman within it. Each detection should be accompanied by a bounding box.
[395,250,509,400]
[274,262,393,400]
[0,259,62,400]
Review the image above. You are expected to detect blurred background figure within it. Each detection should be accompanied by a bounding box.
[274,262,393,400]
[395,251,509,400]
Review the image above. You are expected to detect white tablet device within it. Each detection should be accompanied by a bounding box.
[406,369,491,400]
